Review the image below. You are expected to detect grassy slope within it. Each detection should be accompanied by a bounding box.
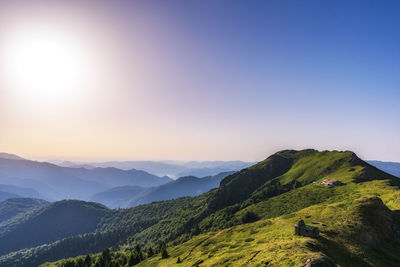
[42,150,400,266]
[138,180,400,266]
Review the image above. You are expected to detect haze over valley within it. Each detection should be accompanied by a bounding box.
[0,0,399,266]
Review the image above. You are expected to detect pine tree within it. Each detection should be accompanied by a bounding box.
[134,244,141,253]
[147,247,154,257]
[128,253,139,266]
[84,255,91,267]
[102,248,111,264]
[161,247,169,259]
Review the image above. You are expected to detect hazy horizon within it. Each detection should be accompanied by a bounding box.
[1,149,397,164]
[1,1,400,266]
[1,0,399,162]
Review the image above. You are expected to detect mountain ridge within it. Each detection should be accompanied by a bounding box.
[0,198,49,223]
[0,157,172,201]
[0,149,399,266]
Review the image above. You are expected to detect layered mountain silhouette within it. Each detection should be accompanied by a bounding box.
[89,185,146,208]
[0,153,25,161]
[55,159,253,178]
[0,198,48,223]
[90,171,234,208]
[368,160,400,178]
[0,149,398,267]
[0,156,171,201]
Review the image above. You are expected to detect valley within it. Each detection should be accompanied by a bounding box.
[0,149,398,266]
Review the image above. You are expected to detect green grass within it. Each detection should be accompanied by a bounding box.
[44,179,400,267]
[40,150,400,267]
[137,179,400,266]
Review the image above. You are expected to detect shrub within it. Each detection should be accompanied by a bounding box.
[241,211,259,223]
[161,247,169,259]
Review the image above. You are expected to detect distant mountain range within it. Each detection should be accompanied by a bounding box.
[0,191,19,203]
[1,153,398,204]
[0,153,245,208]
[55,159,400,180]
[367,160,400,177]
[90,171,234,208]
[0,153,25,161]
[89,185,145,208]
[0,184,46,201]
[53,159,253,178]
[0,198,48,223]
[0,154,172,201]
[1,149,399,267]
[125,171,234,207]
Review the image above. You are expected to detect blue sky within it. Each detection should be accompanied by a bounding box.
[0,0,399,161]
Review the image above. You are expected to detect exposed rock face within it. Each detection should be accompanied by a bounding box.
[301,256,336,267]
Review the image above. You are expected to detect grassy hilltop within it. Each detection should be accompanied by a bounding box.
[36,150,400,266]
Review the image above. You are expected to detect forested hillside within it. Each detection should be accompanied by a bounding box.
[0,200,109,256]
[1,150,399,267]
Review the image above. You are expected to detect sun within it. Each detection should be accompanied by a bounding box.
[1,27,89,104]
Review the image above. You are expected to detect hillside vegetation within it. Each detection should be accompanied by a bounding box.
[1,149,399,267]
[0,200,109,256]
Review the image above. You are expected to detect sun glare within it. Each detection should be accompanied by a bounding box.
[1,27,89,105]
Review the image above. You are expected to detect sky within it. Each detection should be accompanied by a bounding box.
[0,0,399,162]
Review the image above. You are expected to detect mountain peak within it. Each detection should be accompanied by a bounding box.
[207,149,395,213]
[0,153,25,161]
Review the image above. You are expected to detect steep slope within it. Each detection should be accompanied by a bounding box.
[207,149,395,214]
[0,198,48,223]
[207,150,296,212]
[42,161,400,267]
[136,195,400,267]
[3,149,400,267]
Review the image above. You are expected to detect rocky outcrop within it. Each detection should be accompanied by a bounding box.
[301,256,336,267]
